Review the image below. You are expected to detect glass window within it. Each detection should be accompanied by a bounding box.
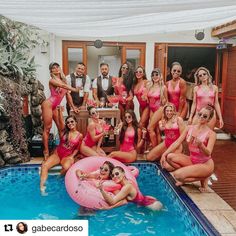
[68,48,83,73]
[126,49,141,69]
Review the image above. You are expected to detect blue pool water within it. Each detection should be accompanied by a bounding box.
[0,163,218,236]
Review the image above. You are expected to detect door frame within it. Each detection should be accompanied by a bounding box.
[62,40,146,75]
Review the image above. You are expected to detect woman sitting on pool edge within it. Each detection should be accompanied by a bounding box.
[97,166,163,211]
[161,104,216,192]
[40,106,83,194]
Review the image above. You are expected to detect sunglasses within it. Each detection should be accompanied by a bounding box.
[151,72,159,76]
[173,69,181,73]
[100,166,109,172]
[198,73,207,78]
[198,112,208,119]
[125,115,132,119]
[111,172,120,178]
[122,66,128,70]
[66,120,75,124]
[135,70,143,74]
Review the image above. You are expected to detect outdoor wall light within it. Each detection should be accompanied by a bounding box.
[94,39,103,48]
[195,30,205,40]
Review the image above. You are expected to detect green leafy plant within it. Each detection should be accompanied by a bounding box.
[0,15,45,162]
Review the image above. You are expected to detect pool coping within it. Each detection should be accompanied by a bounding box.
[1,162,221,236]
[151,161,221,236]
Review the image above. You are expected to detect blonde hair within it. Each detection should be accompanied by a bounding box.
[194,67,213,88]
[162,103,177,122]
[151,68,165,106]
[50,70,67,83]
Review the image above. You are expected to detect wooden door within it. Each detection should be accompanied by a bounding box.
[154,43,168,81]
[62,41,87,75]
[121,43,146,69]
[221,46,236,134]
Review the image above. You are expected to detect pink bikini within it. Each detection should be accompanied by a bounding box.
[56,133,81,160]
[187,126,211,164]
[83,127,103,148]
[196,85,215,112]
[48,86,67,110]
[147,87,161,112]
[167,80,181,111]
[120,128,135,152]
[164,120,180,148]
[134,82,148,109]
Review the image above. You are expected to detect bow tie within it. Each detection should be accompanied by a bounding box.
[103,76,108,80]
[75,75,83,79]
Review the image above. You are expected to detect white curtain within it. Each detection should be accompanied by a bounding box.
[0,0,236,37]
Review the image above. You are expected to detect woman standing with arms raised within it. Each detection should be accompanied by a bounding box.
[41,62,79,159]
[167,62,187,118]
[188,67,223,129]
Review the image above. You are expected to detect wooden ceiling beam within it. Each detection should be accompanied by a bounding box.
[212,20,236,38]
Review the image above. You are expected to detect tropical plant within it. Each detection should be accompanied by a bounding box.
[0,15,46,162]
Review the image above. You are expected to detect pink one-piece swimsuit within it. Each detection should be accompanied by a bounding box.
[83,127,103,148]
[167,80,181,111]
[196,85,215,112]
[187,126,211,164]
[164,120,180,148]
[56,133,81,160]
[48,86,67,110]
[120,128,135,152]
[147,87,161,112]
[134,82,148,109]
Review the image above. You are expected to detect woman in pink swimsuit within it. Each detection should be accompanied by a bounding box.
[133,66,149,128]
[41,62,79,158]
[162,105,216,192]
[98,166,162,211]
[40,107,83,194]
[147,68,168,147]
[147,103,185,171]
[188,67,224,129]
[80,106,106,157]
[166,62,187,118]
[113,62,134,119]
[108,110,140,163]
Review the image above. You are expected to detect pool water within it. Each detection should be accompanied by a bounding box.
[0,163,218,236]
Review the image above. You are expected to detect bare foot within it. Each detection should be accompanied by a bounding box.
[199,187,212,193]
[40,186,48,196]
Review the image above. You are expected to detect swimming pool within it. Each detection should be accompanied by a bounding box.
[0,163,219,236]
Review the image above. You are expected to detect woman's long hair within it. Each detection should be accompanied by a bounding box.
[118,61,134,93]
[194,66,213,88]
[162,103,177,124]
[151,68,165,106]
[133,65,147,86]
[50,69,67,83]
[63,115,78,144]
[119,110,139,145]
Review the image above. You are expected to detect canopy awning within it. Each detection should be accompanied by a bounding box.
[0,0,236,38]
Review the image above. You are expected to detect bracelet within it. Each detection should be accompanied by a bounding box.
[141,138,146,140]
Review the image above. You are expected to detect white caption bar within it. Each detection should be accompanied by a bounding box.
[0,220,88,236]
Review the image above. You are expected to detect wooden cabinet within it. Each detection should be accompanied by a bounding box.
[72,108,120,153]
